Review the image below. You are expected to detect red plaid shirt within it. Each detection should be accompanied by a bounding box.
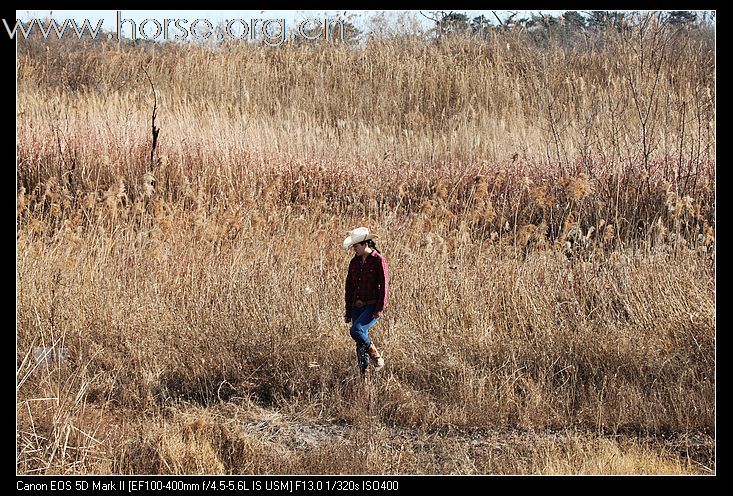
[344,250,389,319]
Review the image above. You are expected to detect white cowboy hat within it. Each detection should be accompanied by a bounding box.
[342,227,378,250]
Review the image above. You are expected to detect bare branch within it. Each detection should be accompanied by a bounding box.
[491,11,505,28]
[141,65,160,173]
[419,11,440,22]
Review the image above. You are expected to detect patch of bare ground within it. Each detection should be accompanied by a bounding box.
[108,399,713,475]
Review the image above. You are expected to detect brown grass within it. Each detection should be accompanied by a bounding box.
[16,15,715,475]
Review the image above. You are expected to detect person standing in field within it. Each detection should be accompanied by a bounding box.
[343,227,388,377]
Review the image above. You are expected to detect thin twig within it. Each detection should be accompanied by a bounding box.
[141,65,160,173]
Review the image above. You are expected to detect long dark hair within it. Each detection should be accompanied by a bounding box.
[365,239,380,254]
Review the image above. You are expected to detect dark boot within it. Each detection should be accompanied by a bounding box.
[357,345,369,376]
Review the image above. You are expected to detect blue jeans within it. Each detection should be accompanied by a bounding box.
[349,304,380,372]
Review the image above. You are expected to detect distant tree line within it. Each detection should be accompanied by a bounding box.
[431,10,711,34]
[423,10,714,48]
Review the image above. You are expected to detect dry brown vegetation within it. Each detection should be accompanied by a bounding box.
[16,13,714,475]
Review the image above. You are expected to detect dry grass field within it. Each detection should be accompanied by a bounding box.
[16,13,715,475]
